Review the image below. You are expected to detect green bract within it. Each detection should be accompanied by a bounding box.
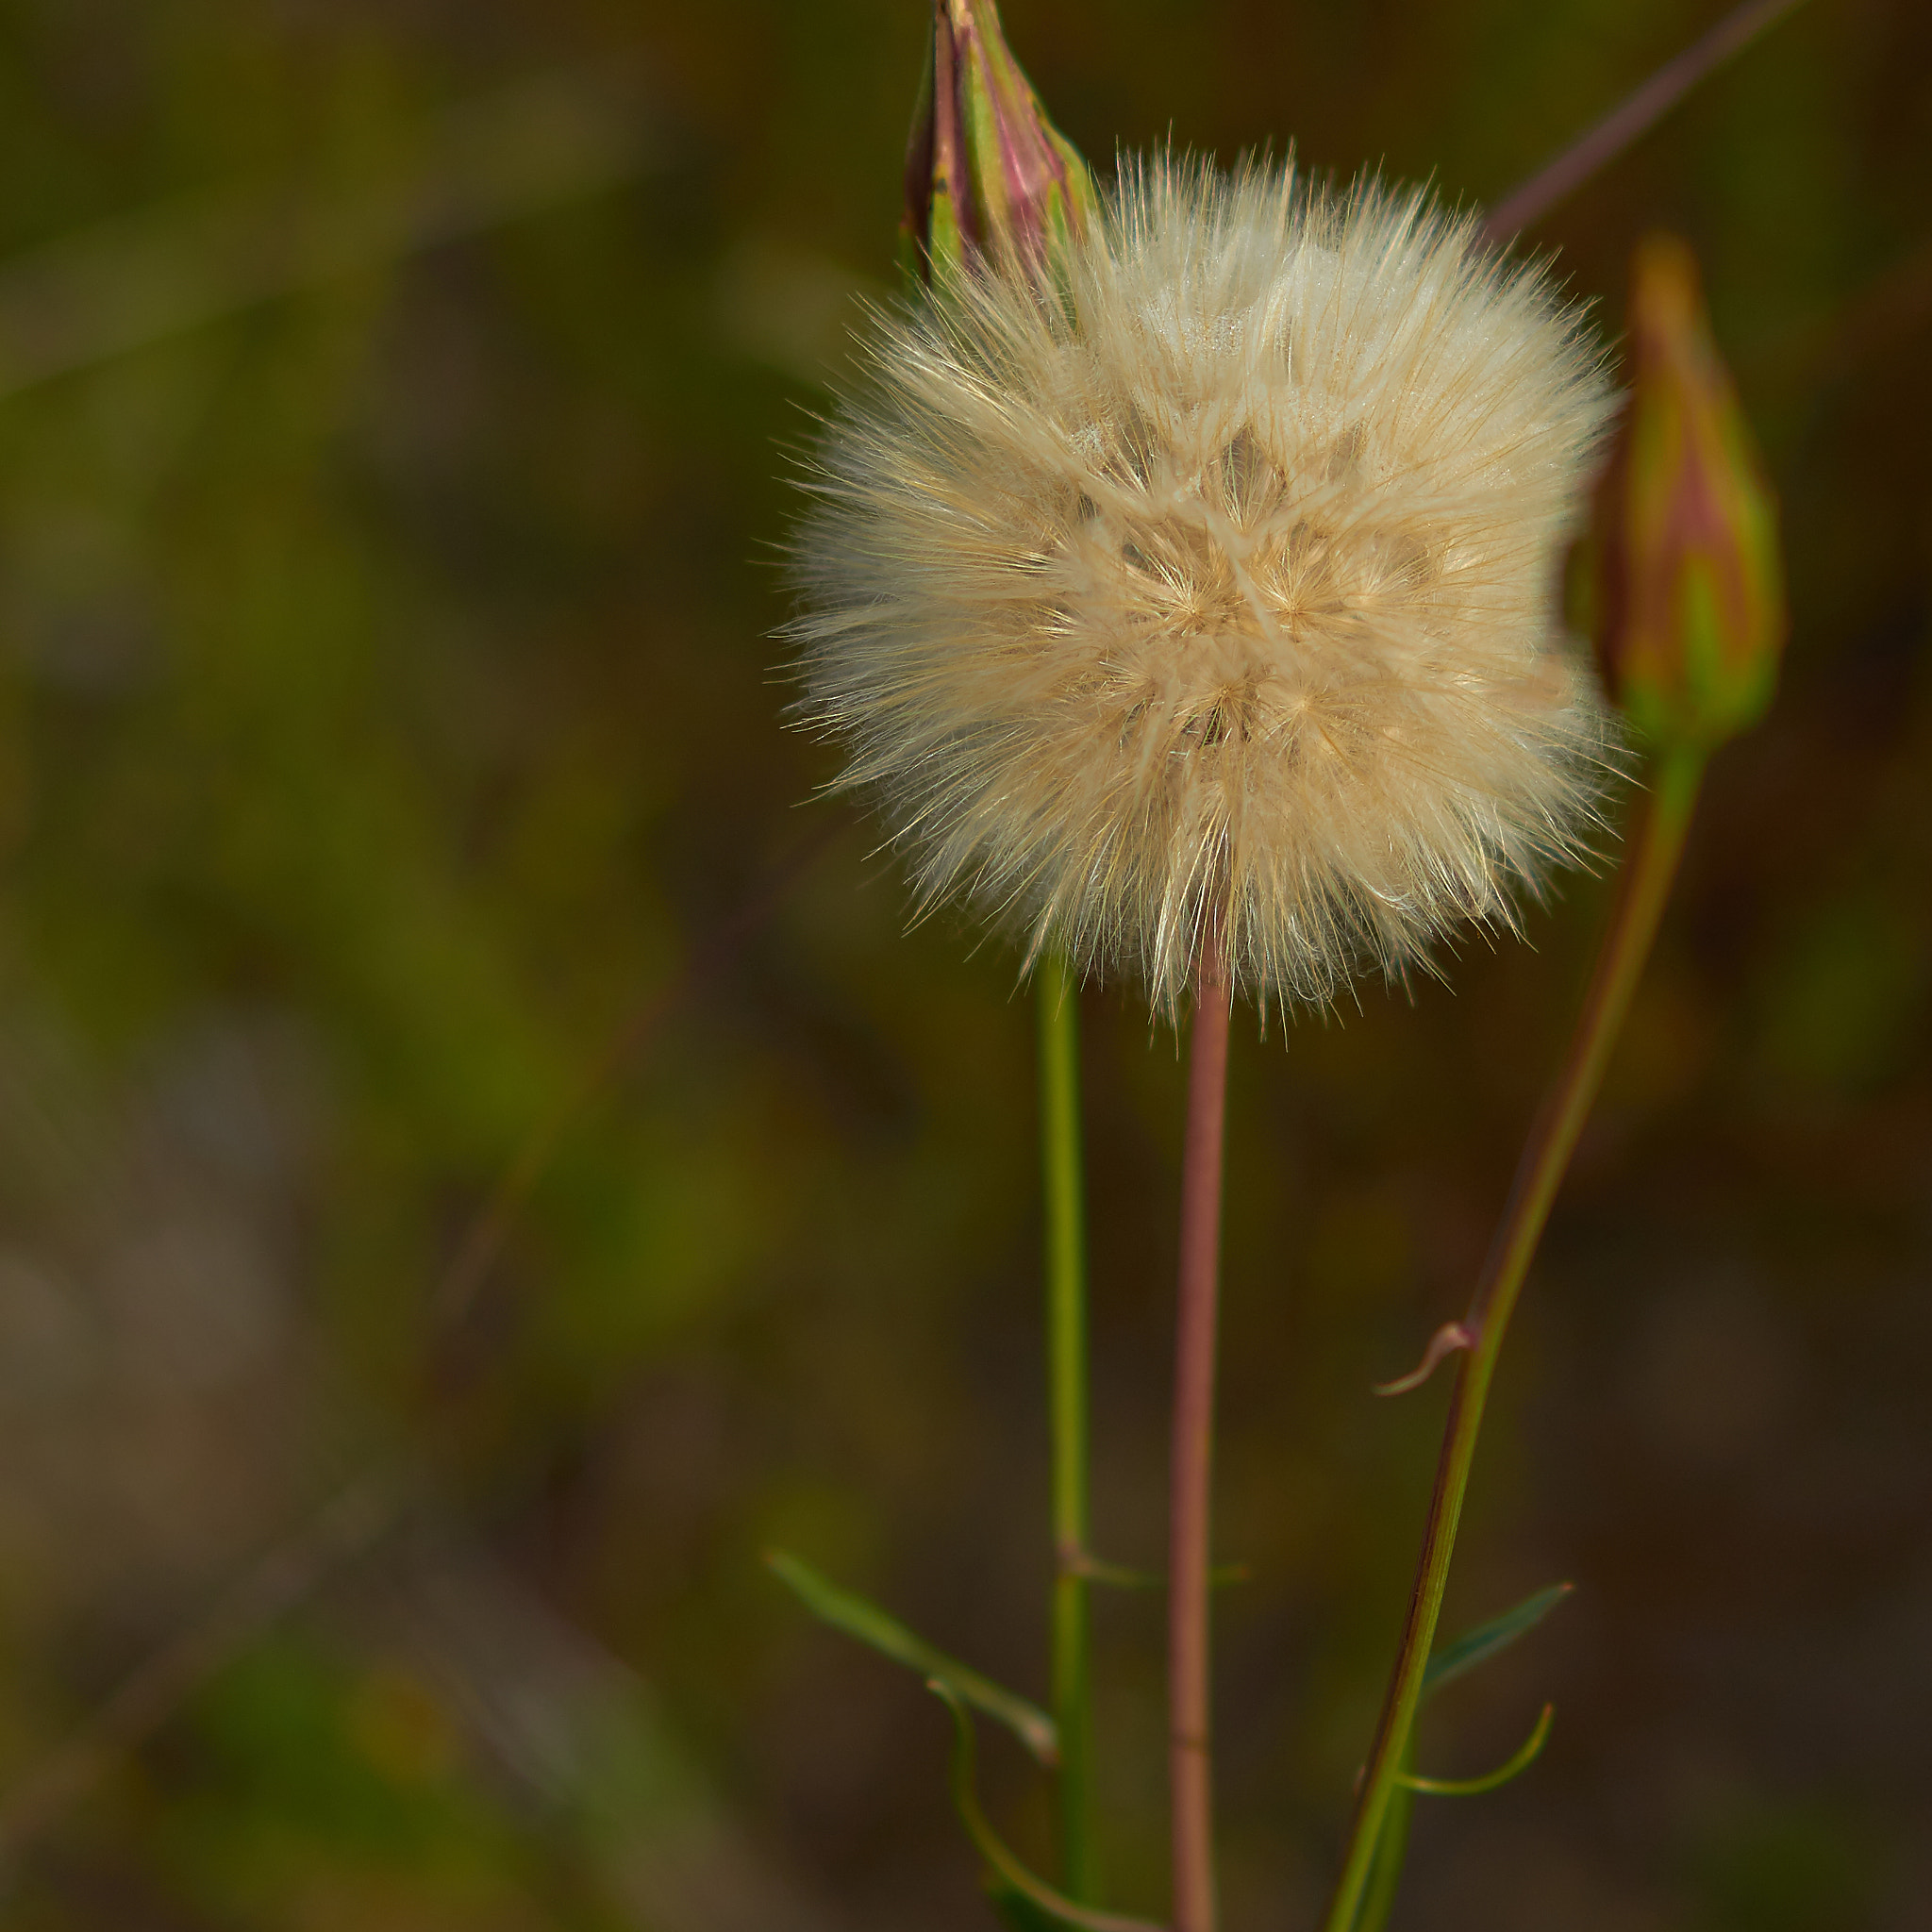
[899,0,1099,288]
[1582,233,1786,750]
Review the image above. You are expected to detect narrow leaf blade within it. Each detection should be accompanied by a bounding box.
[766,1550,1058,1766]
[1423,1583,1574,1699]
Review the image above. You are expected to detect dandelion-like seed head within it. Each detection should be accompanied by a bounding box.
[791,157,1618,1018]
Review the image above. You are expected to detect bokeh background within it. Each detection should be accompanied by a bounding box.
[0,1,1926,1927]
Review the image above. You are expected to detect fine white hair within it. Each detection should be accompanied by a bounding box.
[790,155,1618,1018]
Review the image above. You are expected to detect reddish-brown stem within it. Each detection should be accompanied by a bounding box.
[1169,925,1232,1932]
[1480,0,1807,242]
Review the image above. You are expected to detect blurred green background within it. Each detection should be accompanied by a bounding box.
[0,1,1925,1927]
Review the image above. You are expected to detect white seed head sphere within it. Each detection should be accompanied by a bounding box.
[790,158,1617,1016]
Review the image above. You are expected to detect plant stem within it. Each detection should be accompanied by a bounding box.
[1322,748,1705,1932]
[1480,0,1807,242]
[1038,952,1098,1899]
[1170,926,1233,1932]
[1352,1760,1415,1932]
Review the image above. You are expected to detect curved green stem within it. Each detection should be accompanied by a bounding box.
[1039,952,1098,1900]
[1323,747,1705,1932]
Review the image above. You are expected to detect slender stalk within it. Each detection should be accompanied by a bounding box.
[1322,749,1705,1932]
[1038,952,1098,1899]
[1170,926,1233,1932]
[1481,0,1808,242]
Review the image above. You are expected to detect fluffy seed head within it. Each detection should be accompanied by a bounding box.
[790,157,1618,1017]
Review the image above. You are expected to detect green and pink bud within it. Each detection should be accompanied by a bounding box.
[899,0,1099,289]
[1582,234,1785,752]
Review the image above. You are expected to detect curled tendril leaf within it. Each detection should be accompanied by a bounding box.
[1397,1703,1556,1796]
[1350,1586,1574,1932]
[989,1879,1096,1932]
[928,1681,1170,1932]
[1374,1321,1476,1396]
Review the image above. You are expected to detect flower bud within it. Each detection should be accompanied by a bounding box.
[899,0,1098,288]
[1582,234,1785,751]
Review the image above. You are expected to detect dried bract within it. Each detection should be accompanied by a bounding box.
[791,158,1617,1015]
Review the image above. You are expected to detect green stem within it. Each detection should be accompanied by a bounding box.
[1323,747,1705,1932]
[1352,1759,1414,1932]
[1038,952,1097,1900]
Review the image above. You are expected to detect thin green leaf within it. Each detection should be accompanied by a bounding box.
[1423,1583,1574,1699]
[1348,1584,1572,1927]
[766,1551,1058,1767]
[1397,1704,1555,1796]
[928,1682,1169,1932]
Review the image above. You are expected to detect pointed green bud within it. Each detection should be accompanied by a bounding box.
[1581,235,1786,752]
[898,0,1099,291]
